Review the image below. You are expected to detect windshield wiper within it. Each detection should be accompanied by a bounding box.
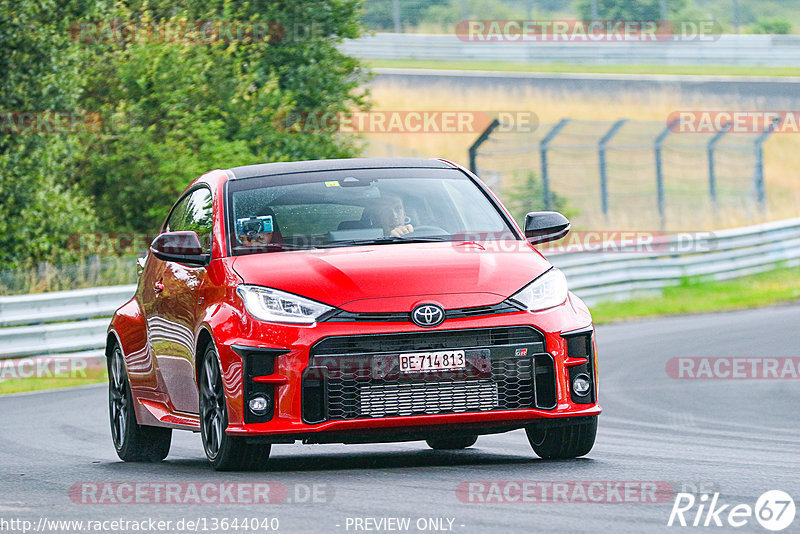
[317,236,449,248]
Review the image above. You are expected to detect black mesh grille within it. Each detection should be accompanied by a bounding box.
[356,380,499,418]
[304,327,556,422]
[493,358,534,408]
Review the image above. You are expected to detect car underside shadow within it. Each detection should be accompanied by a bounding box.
[98,448,596,473]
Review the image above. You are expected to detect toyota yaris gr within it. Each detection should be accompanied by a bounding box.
[107,157,600,470]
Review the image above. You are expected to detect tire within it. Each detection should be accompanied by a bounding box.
[199,344,271,471]
[426,435,478,450]
[525,416,597,459]
[108,343,172,462]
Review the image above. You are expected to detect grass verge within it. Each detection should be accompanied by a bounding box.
[367,59,800,77]
[0,368,107,395]
[590,265,800,324]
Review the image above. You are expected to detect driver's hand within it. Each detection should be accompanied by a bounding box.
[390,224,414,237]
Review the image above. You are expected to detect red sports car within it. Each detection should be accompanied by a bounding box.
[107,158,600,470]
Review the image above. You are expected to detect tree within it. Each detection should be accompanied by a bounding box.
[1,0,372,265]
[0,0,97,268]
[501,171,573,226]
[76,1,370,233]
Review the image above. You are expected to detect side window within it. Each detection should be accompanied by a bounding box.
[165,196,190,233]
[165,188,214,254]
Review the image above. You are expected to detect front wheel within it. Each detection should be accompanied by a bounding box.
[108,344,171,462]
[199,344,270,471]
[525,416,597,459]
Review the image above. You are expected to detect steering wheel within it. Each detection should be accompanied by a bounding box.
[405,225,447,236]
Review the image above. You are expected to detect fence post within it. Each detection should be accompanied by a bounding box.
[654,119,679,230]
[540,118,571,210]
[753,117,779,212]
[706,121,731,207]
[598,119,627,218]
[468,118,501,175]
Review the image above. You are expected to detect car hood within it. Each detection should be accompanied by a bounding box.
[230,241,552,312]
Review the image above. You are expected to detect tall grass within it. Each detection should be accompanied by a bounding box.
[0,256,138,295]
[362,79,800,230]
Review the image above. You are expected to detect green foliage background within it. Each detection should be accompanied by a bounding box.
[361,0,797,34]
[1,0,368,267]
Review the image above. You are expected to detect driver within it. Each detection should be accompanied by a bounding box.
[365,196,414,237]
[240,229,273,246]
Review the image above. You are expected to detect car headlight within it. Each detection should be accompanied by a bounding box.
[236,285,333,325]
[509,268,568,312]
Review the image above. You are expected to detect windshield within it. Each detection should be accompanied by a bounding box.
[226,167,517,254]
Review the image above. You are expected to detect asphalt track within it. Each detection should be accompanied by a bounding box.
[1,304,799,533]
[373,68,800,107]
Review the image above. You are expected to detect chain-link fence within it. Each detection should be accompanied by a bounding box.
[471,118,776,230]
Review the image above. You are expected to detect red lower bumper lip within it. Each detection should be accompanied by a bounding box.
[227,405,602,435]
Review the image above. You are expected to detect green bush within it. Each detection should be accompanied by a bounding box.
[749,17,792,34]
[0,0,98,268]
[500,170,575,227]
[76,1,369,233]
[1,0,371,270]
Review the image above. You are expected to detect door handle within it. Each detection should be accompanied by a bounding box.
[153,281,165,294]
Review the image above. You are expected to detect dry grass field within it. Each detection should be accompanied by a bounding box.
[360,79,800,230]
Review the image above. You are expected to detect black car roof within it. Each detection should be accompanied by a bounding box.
[226,158,455,180]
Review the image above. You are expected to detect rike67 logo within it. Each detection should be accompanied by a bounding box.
[668,490,796,531]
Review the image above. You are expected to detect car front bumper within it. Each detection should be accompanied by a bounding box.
[218,294,601,440]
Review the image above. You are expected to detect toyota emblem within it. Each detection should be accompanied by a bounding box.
[411,304,445,327]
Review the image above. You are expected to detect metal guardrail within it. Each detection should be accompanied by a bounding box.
[0,218,798,360]
[0,285,137,327]
[343,33,800,66]
[0,320,111,358]
[550,218,800,304]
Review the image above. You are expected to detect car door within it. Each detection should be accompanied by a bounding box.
[136,246,167,391]
[152,186,214,414]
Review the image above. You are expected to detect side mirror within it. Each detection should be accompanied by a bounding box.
[150,231,210,266]
[524,211,570,244]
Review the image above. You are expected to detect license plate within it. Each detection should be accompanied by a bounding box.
[398,350,466,373]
